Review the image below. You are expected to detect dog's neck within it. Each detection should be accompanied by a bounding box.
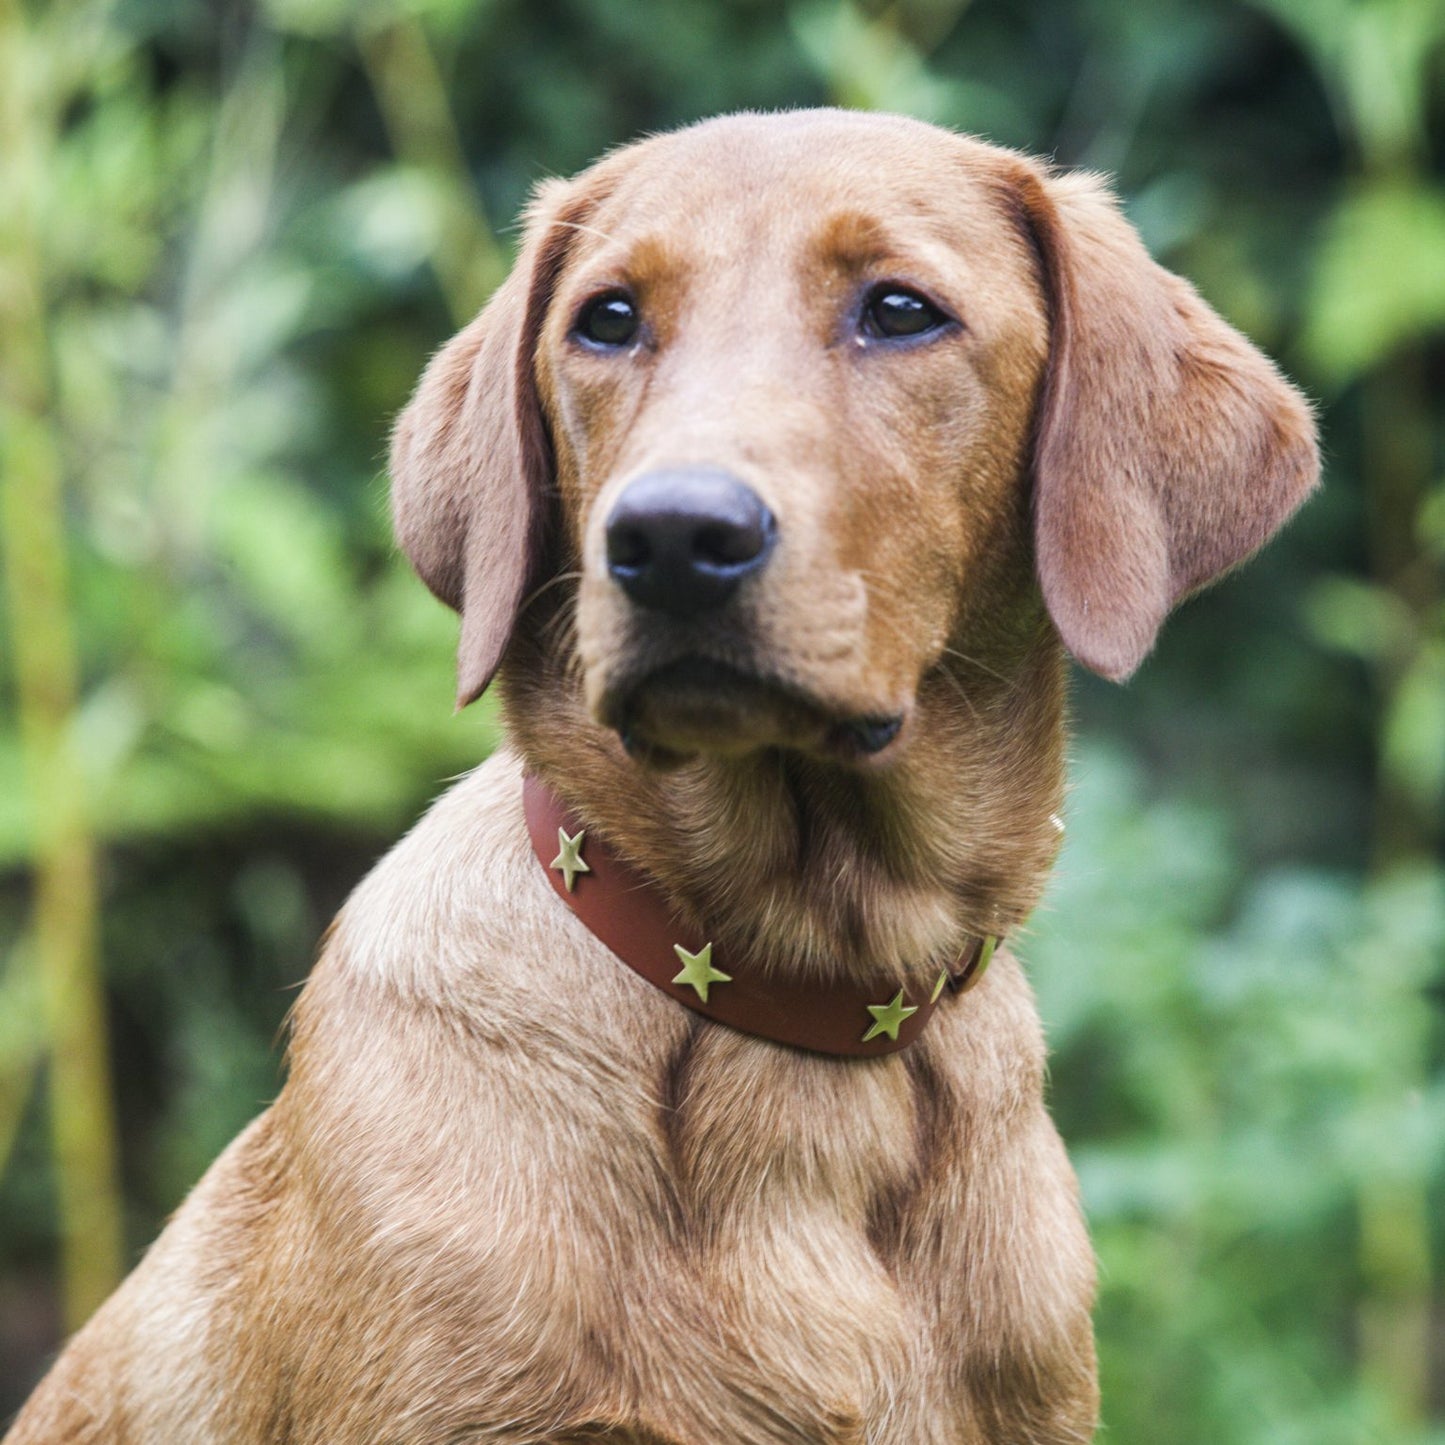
[502,623,1067,992]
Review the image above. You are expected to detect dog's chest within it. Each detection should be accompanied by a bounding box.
[662,1025,925,1231]
[284,959,1094,1442]
[609,1028,1093,1445]
[583,1031,969,1441]
[350,1045,957,1440]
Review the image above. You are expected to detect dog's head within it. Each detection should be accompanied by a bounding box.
[392,111,1317,767]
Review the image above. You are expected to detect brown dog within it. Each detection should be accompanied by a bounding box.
[7,110,1316,1444]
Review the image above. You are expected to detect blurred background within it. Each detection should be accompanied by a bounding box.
[0,0,1442,1438]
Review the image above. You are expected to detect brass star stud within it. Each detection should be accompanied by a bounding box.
[862,988,919,1043]
[672,942,731,1003]
[550,825,591,892]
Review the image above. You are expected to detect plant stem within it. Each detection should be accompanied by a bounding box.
[0,0,125,1330]
[356,14,506,324]
[1353,347,1439,1426]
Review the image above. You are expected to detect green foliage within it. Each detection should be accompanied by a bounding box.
[1,0,1442,1435]
[1032,748,1445,1442]
[1307,182,1445,385]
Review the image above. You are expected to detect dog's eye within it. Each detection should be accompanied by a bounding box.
[861,287,949,341]
[575,293,639,348]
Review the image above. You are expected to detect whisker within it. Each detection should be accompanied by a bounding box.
[843,602,987,726]
[518,570,583,617]
[932,662,983,727]
[546,218,621,247]
[939,645,1013,689]
[852,566,1019,692]
[540,611,575,648]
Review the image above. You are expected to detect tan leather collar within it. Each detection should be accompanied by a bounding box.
[523,774,996,1058]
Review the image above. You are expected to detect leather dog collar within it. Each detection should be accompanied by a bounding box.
[522,774,996,1058]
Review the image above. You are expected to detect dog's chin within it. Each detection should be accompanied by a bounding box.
[598,657,907,771]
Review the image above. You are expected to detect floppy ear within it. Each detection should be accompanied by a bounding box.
[390,179,583,707]
[1015,168,1319,681]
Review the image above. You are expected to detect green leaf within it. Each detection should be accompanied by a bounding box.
[1381,641,1445,810]
[1305,181,1445,385]
[1302,574,1415,660]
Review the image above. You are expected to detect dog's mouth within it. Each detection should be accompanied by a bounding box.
[600,656,906,770]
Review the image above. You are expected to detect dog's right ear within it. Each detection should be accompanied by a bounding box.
[391,178,585,708]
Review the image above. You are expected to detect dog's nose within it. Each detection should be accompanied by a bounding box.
[605,469,776,616]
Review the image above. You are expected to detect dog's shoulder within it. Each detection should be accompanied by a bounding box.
[288,743,685,1074]
[317,748,555,997]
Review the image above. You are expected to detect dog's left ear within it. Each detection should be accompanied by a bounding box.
[1013,166,1319,682]
[391,178,585,707]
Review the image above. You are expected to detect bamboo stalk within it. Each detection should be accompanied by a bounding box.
[1354,350,1438,1428]
[0,951,43,1182]
[355,14,507,324]
[1358,1165,1432,1421]
[0,0,125,1330]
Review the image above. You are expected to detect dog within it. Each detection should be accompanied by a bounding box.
[6,109,1317,1444]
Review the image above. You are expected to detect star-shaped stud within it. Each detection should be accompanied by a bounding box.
[930,970,949,1004]
[550,825,591,892]
[862,988,919,1043]
[672,942,731,1003]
